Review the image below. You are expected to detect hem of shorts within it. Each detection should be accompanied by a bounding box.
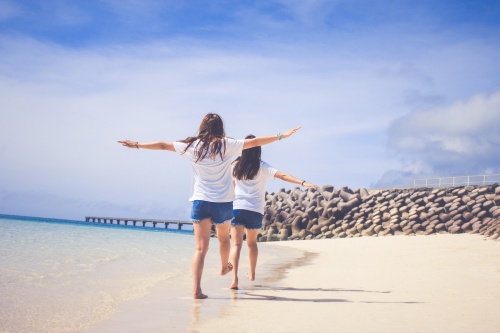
[232,224,262,230]
[213,219,231,225]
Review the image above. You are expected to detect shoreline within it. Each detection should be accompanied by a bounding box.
[77,233,500,333]
[77,238,307,333]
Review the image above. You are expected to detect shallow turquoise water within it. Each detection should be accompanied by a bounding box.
[0,215,198,333]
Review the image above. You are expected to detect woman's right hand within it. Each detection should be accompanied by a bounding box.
[281,126,301,139]
[302,181,317,189]
[118,140,138,148]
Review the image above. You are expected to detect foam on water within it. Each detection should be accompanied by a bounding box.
[0,216,195,333]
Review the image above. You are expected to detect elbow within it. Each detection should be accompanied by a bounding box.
[160,142,172,151]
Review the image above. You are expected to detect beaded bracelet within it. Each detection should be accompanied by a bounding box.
[277,133,282,140]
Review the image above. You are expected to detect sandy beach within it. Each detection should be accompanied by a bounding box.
[199,234,500,333]
[77,233,500,333]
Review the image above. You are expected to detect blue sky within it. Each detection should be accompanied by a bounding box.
[1,0,499,220]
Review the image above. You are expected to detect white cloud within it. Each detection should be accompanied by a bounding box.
[0,36,410,218]
[389,90,500,158]
[376,90,500,187]
[1,2,500,218]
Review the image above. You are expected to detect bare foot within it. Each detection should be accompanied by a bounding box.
[229,282,239,290]
[220,262,233,276]
[194,292,208,299]
[246,272,255,281]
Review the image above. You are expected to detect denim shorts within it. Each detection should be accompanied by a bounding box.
[190,200,233,225]
[231,209,263,230]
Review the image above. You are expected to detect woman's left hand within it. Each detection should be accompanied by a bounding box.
[281,126,301,139]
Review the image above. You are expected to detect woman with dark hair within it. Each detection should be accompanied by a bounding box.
[229,134,317,290]
[119,114,300,299]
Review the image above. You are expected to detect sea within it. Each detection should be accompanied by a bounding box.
[0,214,301,333]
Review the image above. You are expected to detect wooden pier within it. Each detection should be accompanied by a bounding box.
[84,216,193,230]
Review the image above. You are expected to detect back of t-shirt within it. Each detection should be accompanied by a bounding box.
[233,161,278,214]
[173,138,244,202]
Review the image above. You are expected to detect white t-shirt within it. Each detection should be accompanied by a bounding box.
[173,138,244,202]
[233,161,278,214]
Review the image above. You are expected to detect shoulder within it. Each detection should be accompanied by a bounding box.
[261,160,273,169]
[224,137,244,152]
[261,161,278,176]
[225,137,244,145]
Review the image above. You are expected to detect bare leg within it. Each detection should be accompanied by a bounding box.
[228,225,245,289]
[246,229,259,281]
[192,218,212,299]
[216,221,232,276]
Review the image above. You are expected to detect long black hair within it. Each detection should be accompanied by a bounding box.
[178,113,226,162]
[232,134,261,180]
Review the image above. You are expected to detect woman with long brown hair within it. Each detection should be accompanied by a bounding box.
[229,134,316,290]
[119,114,300,299]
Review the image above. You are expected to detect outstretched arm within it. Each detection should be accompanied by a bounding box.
[275,171,317,189]
[243,126,301,149]
[118,140,175,152]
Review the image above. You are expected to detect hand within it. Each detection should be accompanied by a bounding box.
[303,182,317,189]
[118,140,138,148]
[281,126,301,139]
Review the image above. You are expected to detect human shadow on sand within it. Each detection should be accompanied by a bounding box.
[228,285,423,304]
[231,291,350,303]
[253,285,391,293]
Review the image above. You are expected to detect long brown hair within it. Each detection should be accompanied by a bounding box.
[179,113,227,162]
[233,134,261,180]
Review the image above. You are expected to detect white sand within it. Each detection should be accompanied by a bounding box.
[199,234,500,333]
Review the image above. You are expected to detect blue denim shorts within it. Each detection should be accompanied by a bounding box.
[190,200,233,225]
[231,209,263,230]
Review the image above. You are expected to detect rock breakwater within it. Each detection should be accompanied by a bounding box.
[258,184,500,242]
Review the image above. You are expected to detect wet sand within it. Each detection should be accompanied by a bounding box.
[78,238,305,333]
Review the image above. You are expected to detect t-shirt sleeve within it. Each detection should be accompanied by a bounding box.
[225,138,244,159]
[173,141,188,156]
[261,161,278,180]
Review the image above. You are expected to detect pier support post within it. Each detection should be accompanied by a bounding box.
[85,216,193,231]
